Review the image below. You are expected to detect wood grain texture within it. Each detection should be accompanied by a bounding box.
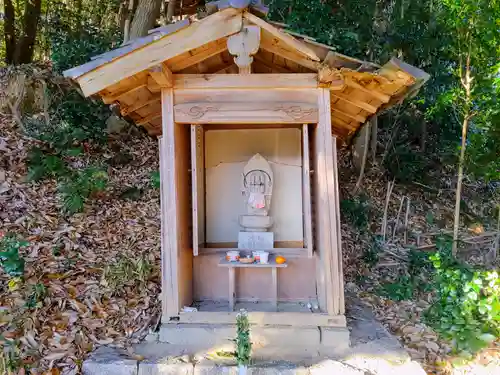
[344,76,391,103]
[332,137,345,314]
[331,92,377,113]
[175,121,194,310]
[260,34,320,72]
[160,88,179,320]
[331,108,366,123]
[159,137,170,322]
[120,97,160,116]
[174,88,317,105]
[174,311,347,327]
[168,40,228,72]
[149,63,174,87]
[322,88,341,315]
[77,8,243,96]
[173,73,318,89]
[174,101,319,124]
[137,111,162,126]
[228,268,235,311]
[243,11,320,61]
[190,125,205,256]
[193,254,316,302]
[302,124,313,257]
[315,89,335,314]
[102,83,147,104]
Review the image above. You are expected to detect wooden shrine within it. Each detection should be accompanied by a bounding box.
[64,0,429,346]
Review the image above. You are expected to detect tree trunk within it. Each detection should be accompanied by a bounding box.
[75,0,83,33]
[123,0,135,43]
[452,42,473,256]
[129,0,162,39]
[13,0,42,64]
[166,0,177,23]
[4,0,17,64]
[354,121,372,193]
[452,115,469,256]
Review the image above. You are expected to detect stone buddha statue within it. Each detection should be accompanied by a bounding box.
[239,153,273,232]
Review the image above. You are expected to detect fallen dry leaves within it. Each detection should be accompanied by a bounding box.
[1,114,161,373]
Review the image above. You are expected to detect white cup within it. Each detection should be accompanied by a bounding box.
[259,251,269,264]
[226,250,240,262]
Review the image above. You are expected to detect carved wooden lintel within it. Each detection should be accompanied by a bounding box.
[227,25,260,74]
[174,102,318,123]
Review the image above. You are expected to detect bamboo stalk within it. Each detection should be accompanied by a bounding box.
[354,120,371,193]
[382,179,395,241]
[392,195,405,240]
[404,197,411,244]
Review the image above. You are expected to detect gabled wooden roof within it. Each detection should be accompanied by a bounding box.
[63,5,429,141]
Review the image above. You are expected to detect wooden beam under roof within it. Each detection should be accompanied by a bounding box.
[149,63,174,87]
[137,111,162,125]
[121,97,160,116]
[344,76,391,103]
[101,83,147,104]
[331,92,377,114]
[260,36,319,72]
[243,11,320,62]
[331,115,356,131]
[169,40,228,72]
[331,108,366,123]
[253,54,293,73]
[77,8,243,97]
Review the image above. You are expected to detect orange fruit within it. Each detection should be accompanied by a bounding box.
[275,256,286,264]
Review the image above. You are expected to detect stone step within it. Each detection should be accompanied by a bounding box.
[83,343,426,375]
[158,323,349,351]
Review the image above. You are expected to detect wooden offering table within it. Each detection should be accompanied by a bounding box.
[219,256,287,312]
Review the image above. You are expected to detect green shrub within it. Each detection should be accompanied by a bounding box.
[340,194,372,232]
[379,275,415,301]
[424,237,500,355]
[0,233,27,277]
[27,148,67,181]
[24,22,115,216]
[150,170,161,189]
[378,248,433,300]
[363,234,382,267]
[59,167,108,214]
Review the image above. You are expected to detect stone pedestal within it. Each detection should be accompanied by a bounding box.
[238,231,274,249]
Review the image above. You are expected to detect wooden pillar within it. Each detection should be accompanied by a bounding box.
[160,87,180,321]
[314,88,342,315]
[332,137,345,314]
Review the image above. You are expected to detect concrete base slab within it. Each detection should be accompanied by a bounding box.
[318,327,350,350]
[251,326,320,348]
[82,346,138,375]
[309,360,364,375]
[139,361,194,375]
[159,324,236,346]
